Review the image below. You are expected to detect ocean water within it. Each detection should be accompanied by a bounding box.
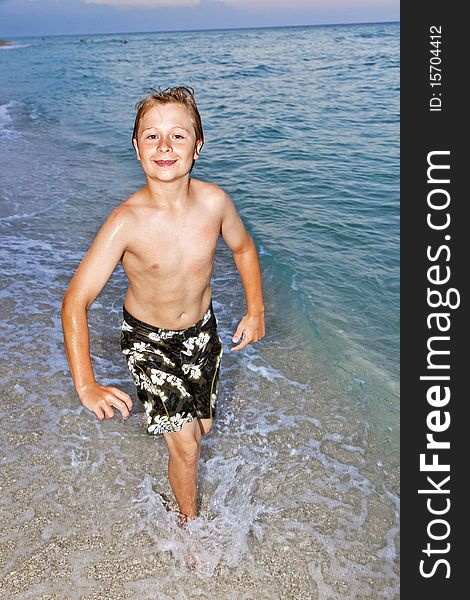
[0,24,399,599]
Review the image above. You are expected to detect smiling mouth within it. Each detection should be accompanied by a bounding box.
[155,160,177,167]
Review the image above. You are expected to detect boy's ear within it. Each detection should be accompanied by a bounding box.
[133,138,141,161]
[193,140,203,160]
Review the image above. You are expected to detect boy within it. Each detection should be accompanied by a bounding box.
[61,86,265,523]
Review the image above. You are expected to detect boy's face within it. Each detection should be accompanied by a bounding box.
[133,103,202,182]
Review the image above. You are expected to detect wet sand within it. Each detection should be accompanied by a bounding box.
[0,333,399,599]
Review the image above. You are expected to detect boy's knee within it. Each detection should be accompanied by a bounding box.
[165,430,201,464]
[173,440,200,465]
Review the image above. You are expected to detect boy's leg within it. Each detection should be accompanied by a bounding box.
[197,418,213,437]
[163,418,214,519]
[163,419,204,520]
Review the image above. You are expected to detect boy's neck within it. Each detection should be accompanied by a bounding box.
[145,175,192,210]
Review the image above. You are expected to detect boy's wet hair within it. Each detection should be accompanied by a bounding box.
[132,86,204,150]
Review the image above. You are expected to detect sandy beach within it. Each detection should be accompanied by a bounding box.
[0,322,399,598]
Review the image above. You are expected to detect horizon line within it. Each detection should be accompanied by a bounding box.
[1,19,399,40]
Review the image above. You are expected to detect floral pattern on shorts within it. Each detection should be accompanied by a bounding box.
[120,302,223,435]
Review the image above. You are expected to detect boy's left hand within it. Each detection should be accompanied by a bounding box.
[231,313,265,351]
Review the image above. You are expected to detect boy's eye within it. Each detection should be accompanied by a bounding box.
[147,134,157,140]
[173,134,184,139]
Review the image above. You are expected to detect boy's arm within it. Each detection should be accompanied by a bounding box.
[219,191,265,352]
[61,206,133,420]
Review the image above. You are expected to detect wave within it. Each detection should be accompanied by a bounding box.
[0,43,32,50]
[0,101,17,139]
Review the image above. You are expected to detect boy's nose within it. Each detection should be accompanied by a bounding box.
[157,137,172,152]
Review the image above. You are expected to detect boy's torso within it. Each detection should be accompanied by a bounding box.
[119,178,222,330]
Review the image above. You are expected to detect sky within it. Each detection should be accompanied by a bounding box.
[0,0,399,37]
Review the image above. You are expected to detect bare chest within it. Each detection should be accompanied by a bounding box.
[123,213,220,278]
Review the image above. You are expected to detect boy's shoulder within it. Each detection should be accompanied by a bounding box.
[106,188,149,219]
[121,187,150,209]
[190,178,232,209]
[191,177,222,195]
[96,193,145,239]
[102,182,234,225]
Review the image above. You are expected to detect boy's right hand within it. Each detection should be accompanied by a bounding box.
[78,382,133,421]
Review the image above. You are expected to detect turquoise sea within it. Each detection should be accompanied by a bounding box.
[0,24,399,598]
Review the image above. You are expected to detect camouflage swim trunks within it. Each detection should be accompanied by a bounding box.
[120,302,223,435]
